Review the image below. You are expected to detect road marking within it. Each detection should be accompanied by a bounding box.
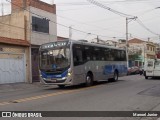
[0,85,99,106]
[0,102,10,106]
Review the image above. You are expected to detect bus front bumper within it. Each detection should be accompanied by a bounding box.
[40,76,72,85]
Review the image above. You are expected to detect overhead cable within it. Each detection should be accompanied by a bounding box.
[136,19,159,35]
[5,0,118,39]
[86,0,135,18]
[87,0,160,36]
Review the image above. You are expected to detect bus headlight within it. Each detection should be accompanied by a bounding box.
[67,68,72,76]
[67,72,71,76]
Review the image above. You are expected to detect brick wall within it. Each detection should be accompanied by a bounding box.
[11,0,56,14]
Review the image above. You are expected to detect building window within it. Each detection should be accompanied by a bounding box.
[32,16,49,33]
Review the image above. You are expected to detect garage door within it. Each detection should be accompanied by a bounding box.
[0,53,25,84]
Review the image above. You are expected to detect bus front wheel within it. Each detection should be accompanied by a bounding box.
[85,74,93,87]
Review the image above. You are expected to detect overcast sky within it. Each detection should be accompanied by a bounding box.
[1,0,160,42]
[52,0,160,42]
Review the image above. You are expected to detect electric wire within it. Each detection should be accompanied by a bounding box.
[87,0,160,36]
[87,0,135,18]
[5,0,121,39]
[3,0,160,39]
[136,18,159,36]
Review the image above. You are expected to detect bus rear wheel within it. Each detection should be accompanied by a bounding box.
[145,76,148,79]
[109,71,118,82]
[85,74,93,87]
[113,71,118,81]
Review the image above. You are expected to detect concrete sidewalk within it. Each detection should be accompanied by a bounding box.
[0,82,42,93]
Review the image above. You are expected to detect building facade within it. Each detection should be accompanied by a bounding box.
[128,38,156,67]
[0,0,57,84]
[0,37,30,84]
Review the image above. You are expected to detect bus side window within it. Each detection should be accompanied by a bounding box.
[83,46,91,61]
[93,47,102,61]
[84,46,92,61]
[109,49,114,61]
[93,47,97,60]
[121,50,126,61]
[114,50,119,61]
[104,48,110,61]
[99,48,104,61]
[73,45,83,66]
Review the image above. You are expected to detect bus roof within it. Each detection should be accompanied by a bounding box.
[40,39,125,51]
[71,40,125,50]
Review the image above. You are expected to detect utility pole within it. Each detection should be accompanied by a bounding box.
[143,43,146,66]
[69,26,72,40]
[97,35,99,43]
[126,16,137,68]
[1,0,4,16]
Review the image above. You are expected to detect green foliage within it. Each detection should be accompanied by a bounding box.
[129,53,139,61]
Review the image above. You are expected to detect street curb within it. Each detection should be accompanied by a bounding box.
[0,82,41,93]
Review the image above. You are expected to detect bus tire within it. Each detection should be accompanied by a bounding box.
[85,74,93,87]
[113,71,118,81]
[145,76,148,79]
[108,71,118,82]
[58,85,65,88]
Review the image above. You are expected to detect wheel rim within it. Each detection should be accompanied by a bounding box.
[114,72,118,80]
[86,76,91,84]
[86,75,92,86]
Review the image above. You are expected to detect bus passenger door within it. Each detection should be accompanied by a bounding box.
[72,45,85,84]
[153,60,160,77]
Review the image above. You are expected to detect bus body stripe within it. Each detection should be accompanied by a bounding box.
[41,70,68,78]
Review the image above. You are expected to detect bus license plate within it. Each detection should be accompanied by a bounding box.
[51,79,57,82]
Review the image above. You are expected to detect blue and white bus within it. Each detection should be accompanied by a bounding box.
[39,40,127,88]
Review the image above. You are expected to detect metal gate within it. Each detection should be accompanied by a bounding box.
[0,53,25,84]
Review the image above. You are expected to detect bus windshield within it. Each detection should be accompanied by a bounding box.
[40,47,70,71]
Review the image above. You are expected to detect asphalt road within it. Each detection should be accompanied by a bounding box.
[0,75,160,120]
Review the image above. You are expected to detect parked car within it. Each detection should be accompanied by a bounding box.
[139,66,144,75]
[127,66,140,75]
[133,66,140,74]
[127,67,133,75]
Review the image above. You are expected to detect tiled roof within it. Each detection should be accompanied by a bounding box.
[128,38,145,43]
[0,37,30,46]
